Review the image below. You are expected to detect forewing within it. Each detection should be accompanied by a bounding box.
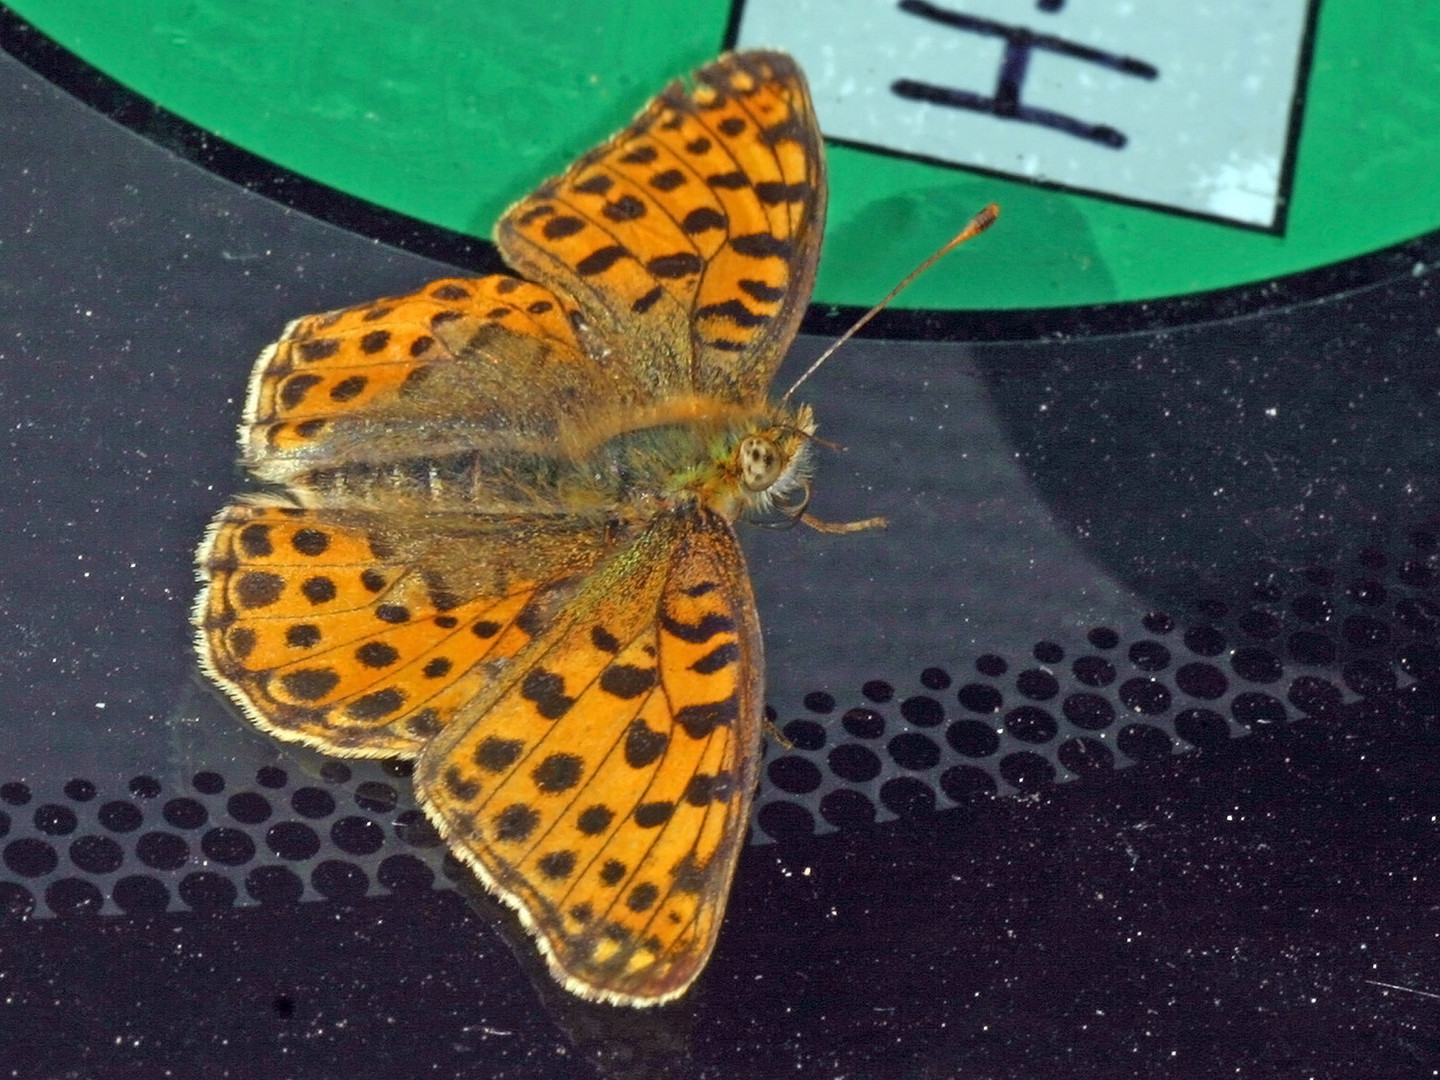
[240,274,632,487]
[416,508,763,1006]
[496,50,826,402]
[195,501,613,757]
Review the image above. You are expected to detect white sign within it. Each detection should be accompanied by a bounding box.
[735,0,1315,229]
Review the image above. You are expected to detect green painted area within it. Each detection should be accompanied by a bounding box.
[11,0,1440,310]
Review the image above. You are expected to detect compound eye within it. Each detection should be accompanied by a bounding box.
[738,436,782,491]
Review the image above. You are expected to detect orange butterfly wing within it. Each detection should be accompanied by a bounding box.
[416,507,763,1005]
[497,50,825,402]
[196,502,609,757]
[196,271,634,757]
[236,273,633,487]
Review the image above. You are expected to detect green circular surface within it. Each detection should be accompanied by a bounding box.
[12,0,1439,311]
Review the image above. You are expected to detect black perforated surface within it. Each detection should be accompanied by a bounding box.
[3,525,1433,926]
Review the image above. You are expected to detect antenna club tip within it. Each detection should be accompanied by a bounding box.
[956,204,999,244]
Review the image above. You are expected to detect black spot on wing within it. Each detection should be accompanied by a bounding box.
[697,298,769,328]
[626,882,660,912]
[660,610,735,644]
[297,339,339,362]
[532,753,584,793]
[704,338,747,353]
[346,687,405,722]
[731,233,793,259]
[683,773,715,806]
[542,215,585,240]
[631,286,664,315]
[476,736,524,773]
[601,922,632,945]
[739,278,786,303]
[761,113,809,146]
[577,805,614,835]
[573,174,613,195]
[276,371,319,408]
[359,329,391,354]
[706,170,749,190]
[647,252,703,279]
[675,694,739,738]
[537,850,577,879]
[633,801,674,828]
[279,668,338,702]
[355,642,399,668]
[285,624,321,649]
[512,578,576,638]
[671,853,709,894]
[753,180,811,205]
[515,204,553,227]
[522,668,574,720]
[236,572,283,608]
[407,708,442,738]
[238,524,273,557]
[301,576,339,605]
[603,195,646,222]
[624,719,669,768]
[494,803,540,843]
[681,207,726,235]
[575,245,631,277]
[423,576,461,612]
[443,766,479,802]
[690,642,739,675]
[329,375,367,402]
[226,628,255,659]
[600,664,657,700]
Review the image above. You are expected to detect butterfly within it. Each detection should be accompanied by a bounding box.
[195,50,845,1006]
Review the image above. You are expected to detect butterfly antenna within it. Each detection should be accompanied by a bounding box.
[780,203,1000,405]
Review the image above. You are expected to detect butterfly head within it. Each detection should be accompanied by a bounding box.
[705,402,817,525]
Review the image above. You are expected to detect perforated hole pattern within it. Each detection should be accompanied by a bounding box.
[5,530,1438,920]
